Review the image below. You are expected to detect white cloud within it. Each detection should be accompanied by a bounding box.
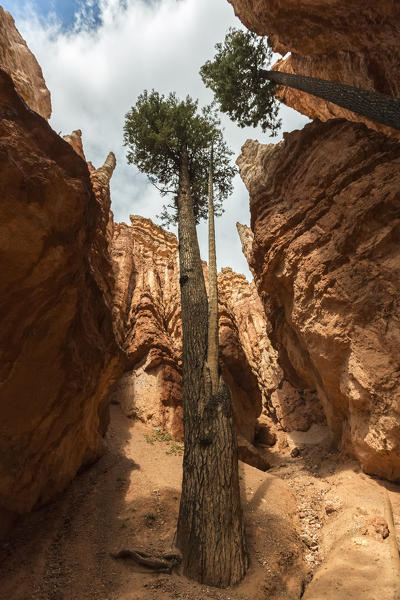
[13,0,309,278]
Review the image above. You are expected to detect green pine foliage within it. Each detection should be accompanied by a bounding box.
[200,28,281,134]
[123,90,236,225]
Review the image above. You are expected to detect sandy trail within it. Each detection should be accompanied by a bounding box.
[0,407,399,600]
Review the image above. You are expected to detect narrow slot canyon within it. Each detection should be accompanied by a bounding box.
[1,2,400,599]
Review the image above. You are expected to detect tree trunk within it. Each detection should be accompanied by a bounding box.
[207,145,219,393]
[176,149,248,588]
[260,69,400,132]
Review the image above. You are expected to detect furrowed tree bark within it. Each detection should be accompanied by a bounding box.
[176,149,248,588]
[207,145,219,393]
[260,69,400,132]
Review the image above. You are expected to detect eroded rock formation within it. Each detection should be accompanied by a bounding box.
[228,0,400,137]
[63,129,86,161]
[218,268,264,441]
[0,6,51,119]
[110,216,269,445]
[237,118,400,480]
[110,216,184,439]
[218,268,275,469]
[109,214,325,470]
[0,68,123,528]
[224,245,325,436]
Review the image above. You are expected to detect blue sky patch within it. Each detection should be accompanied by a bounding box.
[2,0,102,30]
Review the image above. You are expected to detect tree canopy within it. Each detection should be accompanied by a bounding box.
[201,27,400,134]
[123,90,236,225]
[200,28,281,134]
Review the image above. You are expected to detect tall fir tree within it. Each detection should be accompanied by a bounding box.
[124,91,248,587]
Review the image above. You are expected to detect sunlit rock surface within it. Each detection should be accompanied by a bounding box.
[110,216,267,445]
[110,216,184,439]
[63,129,87,161]
[237,118,400,480]
[110,214,325,469]
[0,6,51,119]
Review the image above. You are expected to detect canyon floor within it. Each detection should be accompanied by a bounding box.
[0,405,399,600]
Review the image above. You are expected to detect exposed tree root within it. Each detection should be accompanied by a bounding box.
[111,549,181,574]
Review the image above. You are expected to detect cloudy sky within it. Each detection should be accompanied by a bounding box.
[3,0,309,278]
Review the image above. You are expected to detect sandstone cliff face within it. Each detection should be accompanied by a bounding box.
[223,246,325,435]
[237,118,400,480]
[110,216,183,439]
[0,68,123,522]
[110,217,267,445]
[63,129,87,161]
[228,0,400,137]
[110,215,324,462]
[218,268,264,442]
[0,7,51,119]
[110,219,265,446]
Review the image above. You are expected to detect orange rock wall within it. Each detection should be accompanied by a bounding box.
[110,216,325,452]
[218,269,264,441]
[110,220,252,441]
[110,216,184,438]
[0,68,123,522]
[228,0,400,137]
[238,226,328,436]
[110,216,269,444]
[0,6,51,119]
[237,118,400,480]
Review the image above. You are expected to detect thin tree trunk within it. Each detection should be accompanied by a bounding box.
[176,149,248,588]
[207,145,219,393]
[260,69,400,132]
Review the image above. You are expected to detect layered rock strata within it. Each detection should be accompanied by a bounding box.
[237,118,400,480]
[110,216,324,469]
[0,6,51,119]
[218,268,275,469]
[110,217,269,445]
[110,216,184,439]
[111,218,257,442]
[0,68,123,524]
[218,268,264,441]
[222,254,325,435]
[228,0,400,137]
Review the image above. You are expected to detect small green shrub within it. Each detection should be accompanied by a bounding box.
[166,442,184,456]
[144,428,184,455]
[144,433,155,445]
[154,429,172,442]
[145,429,172,444]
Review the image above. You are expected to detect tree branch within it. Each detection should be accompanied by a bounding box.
[148,177,177,195]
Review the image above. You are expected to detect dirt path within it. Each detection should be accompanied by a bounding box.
[0,408,399,600]
[0,411,135,600]
[277,425,400,600]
